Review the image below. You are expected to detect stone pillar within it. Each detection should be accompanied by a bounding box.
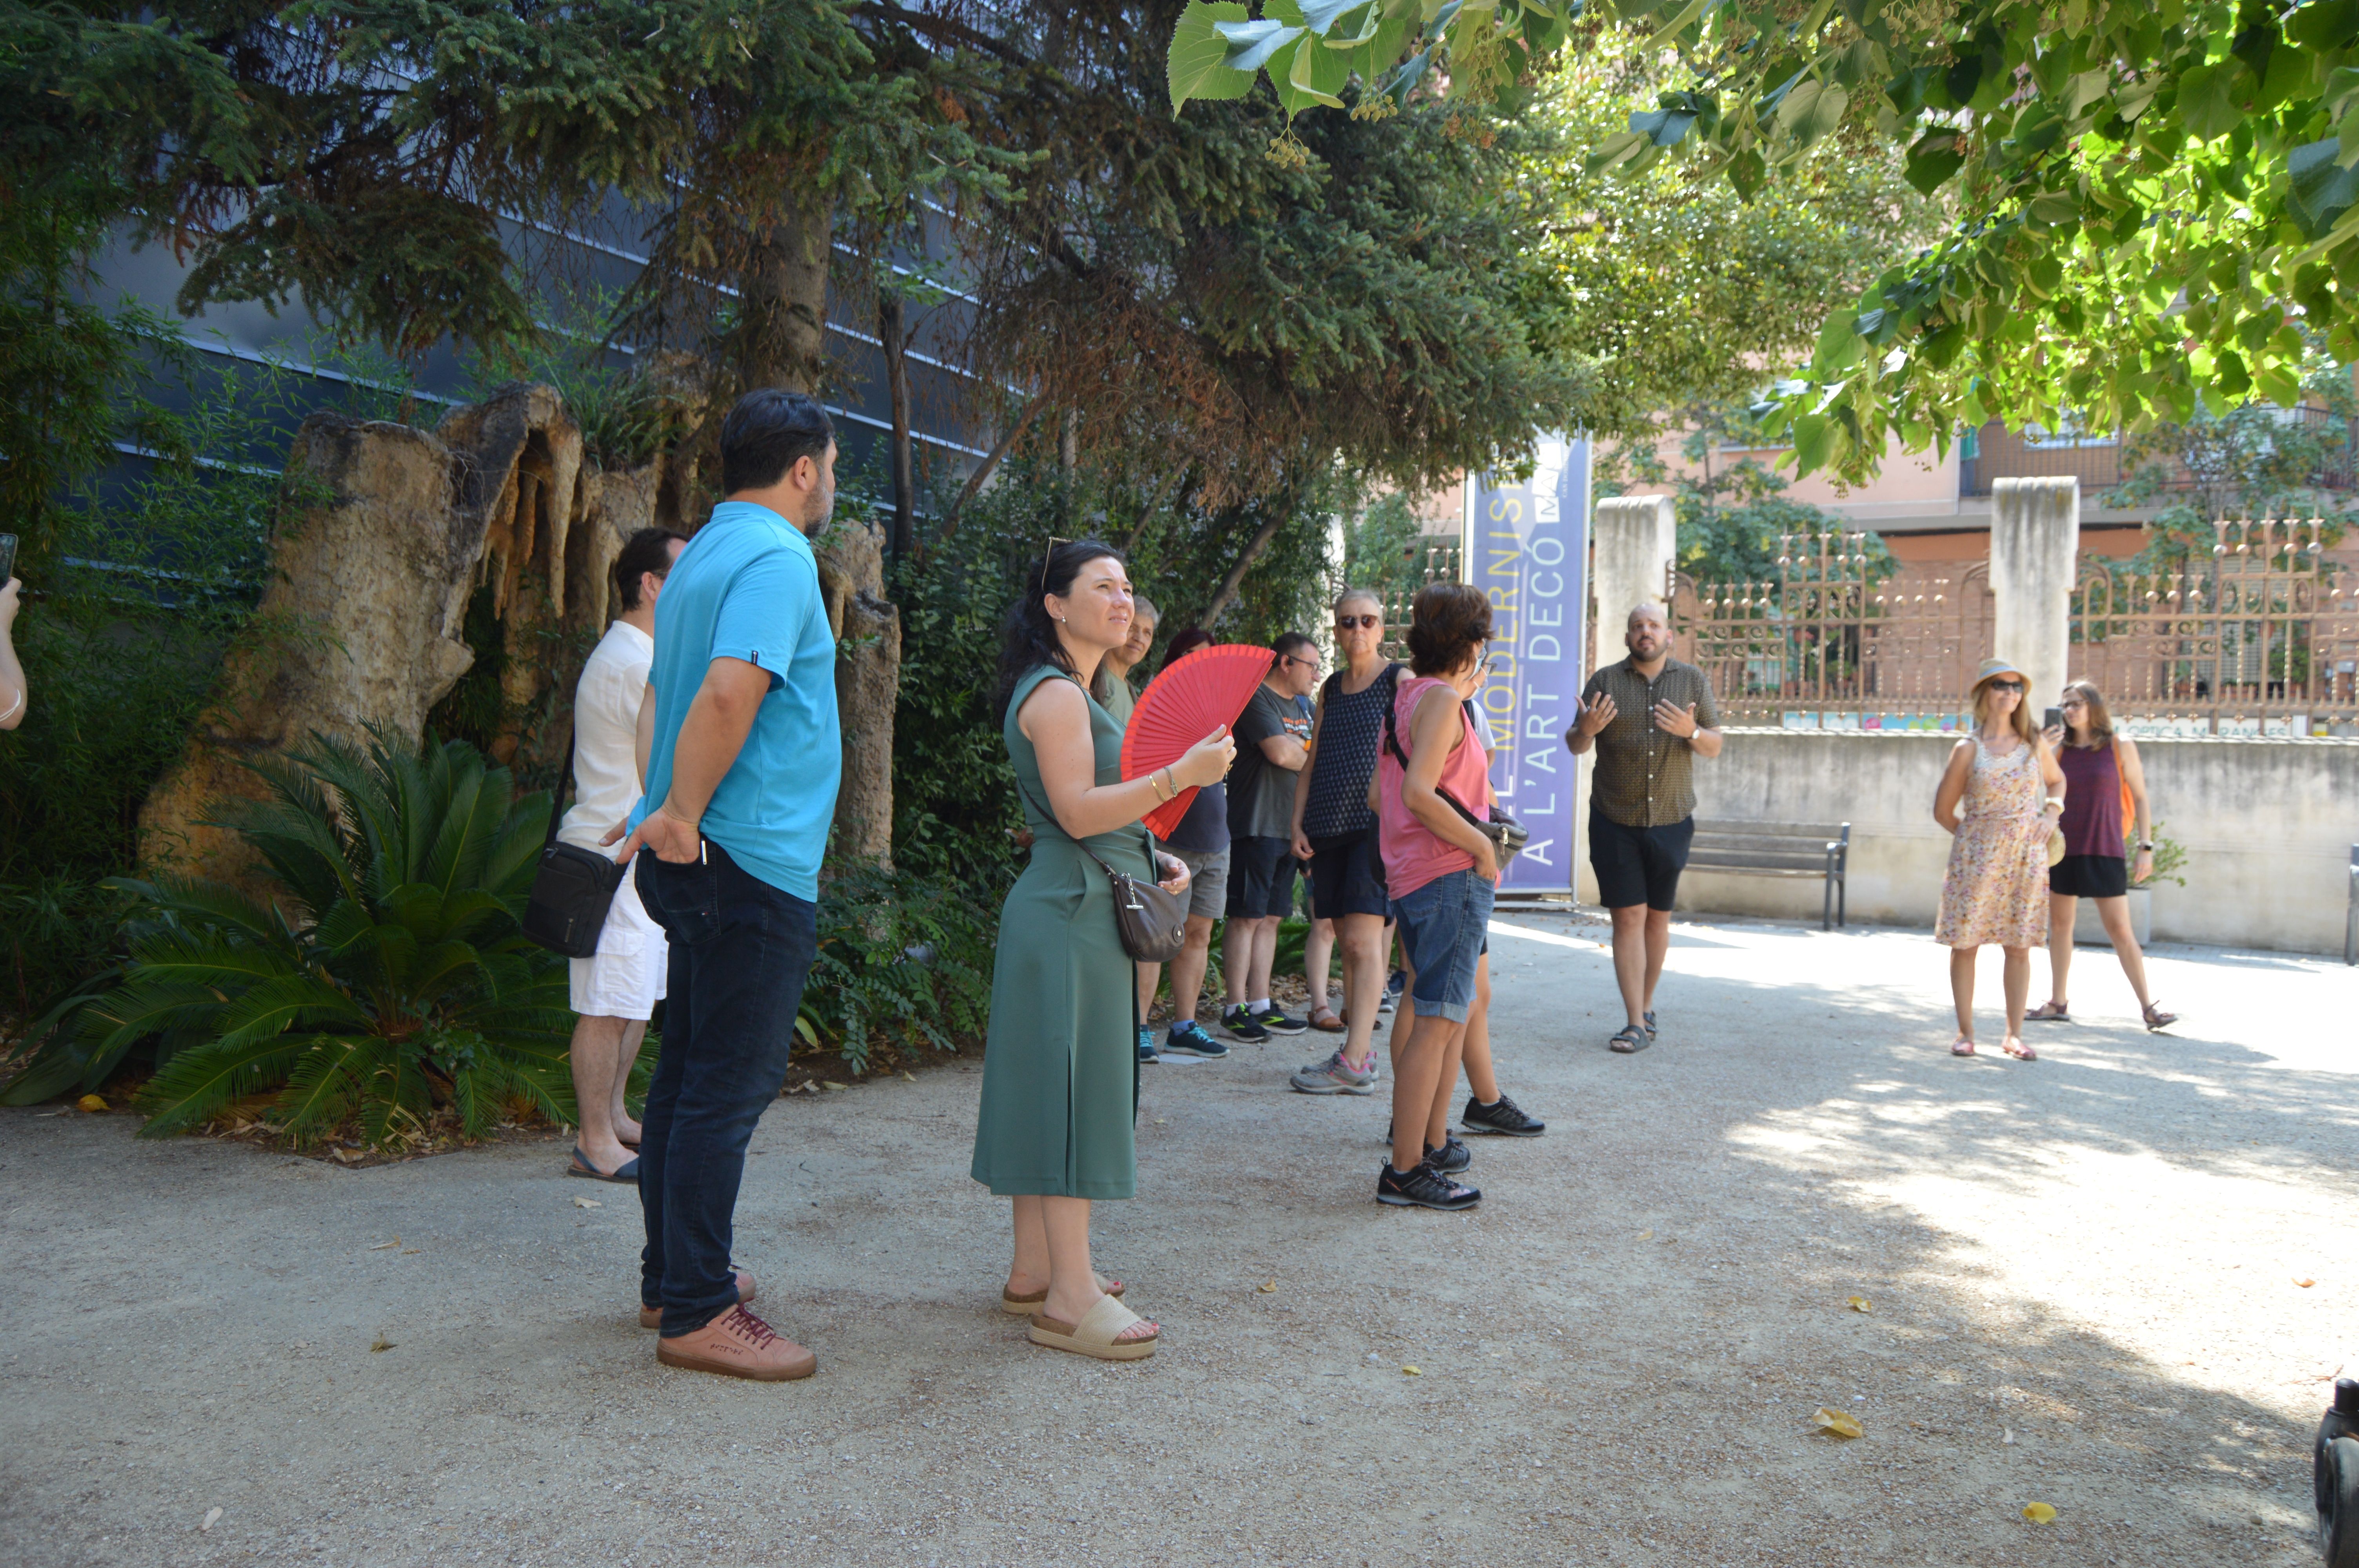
[1590,495,1678,675]
[1577,495,1678,903]
[1989,477,2079,710]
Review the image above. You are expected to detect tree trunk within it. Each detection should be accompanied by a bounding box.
[812,519,899,867]
[1198,506,1288,629]
[736,185,833,396]
[880,289,916,563]
[939,402,1042,539]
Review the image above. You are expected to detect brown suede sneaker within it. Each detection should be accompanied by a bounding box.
[656,1304,815,1382]
[638,1269,757,1331]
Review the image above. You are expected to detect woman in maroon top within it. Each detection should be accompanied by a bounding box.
[2031,681,2178,1031]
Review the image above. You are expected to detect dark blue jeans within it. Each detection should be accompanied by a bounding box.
[633,838,816,1337]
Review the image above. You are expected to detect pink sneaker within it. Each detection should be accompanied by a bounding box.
[638,1269,757,1330]
[656,1304,815,1382]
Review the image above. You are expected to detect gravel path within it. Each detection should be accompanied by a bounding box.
[3,912,2354,1566]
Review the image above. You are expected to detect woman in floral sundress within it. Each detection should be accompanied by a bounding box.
[1932,657,2066,1061]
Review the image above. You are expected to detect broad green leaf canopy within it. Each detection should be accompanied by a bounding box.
[1170,0,2359,479]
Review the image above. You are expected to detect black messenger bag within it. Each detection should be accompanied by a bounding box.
[521,727,627,958]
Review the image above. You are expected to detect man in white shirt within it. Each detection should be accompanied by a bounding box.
[563,527,687,1180]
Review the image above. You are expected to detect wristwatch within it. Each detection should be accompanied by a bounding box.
[2136,840,2154,850]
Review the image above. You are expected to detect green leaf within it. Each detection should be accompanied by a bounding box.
[1218,18,1305,72]
[1268,3,1350,112]
[2290,138,2359,238]
[1813,308,1863,372]
[1790,413,1835,475]
[1904,130,1966,194]
[1585,129,1650,174]
[2176,63,2245,142]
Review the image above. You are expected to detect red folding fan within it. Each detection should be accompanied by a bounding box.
[1121,643,1274,839]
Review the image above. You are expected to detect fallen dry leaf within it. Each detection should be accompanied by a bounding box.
[902,1071,917,1082]
[369,1335,394,1353]
[76,1094,107,1113]
[201,1507,222,1532]
[1402,1366,1422,1376]
[1812,1407,1863,1440]
[368,1240,399,1251]
[2297,1277,2317,1288]
[1847,1296,1873,1313]
[400,1248,422,1256]
[2002,1427,2016,1445]
[2022,1502,2057,1524]
[1635,1230,1654,1241]
[574,1196,602,1209]
[1257,1280,1278,1293]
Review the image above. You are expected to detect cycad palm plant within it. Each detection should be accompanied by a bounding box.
[78,728,574,1147]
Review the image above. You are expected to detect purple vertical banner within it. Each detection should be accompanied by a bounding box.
[1465,435,1590,894]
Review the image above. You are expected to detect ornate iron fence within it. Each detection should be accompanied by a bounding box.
[1378,542,1462,661]
[1667,531,1994,726]
[2070,519,2359,735]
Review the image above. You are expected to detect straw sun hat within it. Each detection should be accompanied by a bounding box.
[1970,656,2029,691]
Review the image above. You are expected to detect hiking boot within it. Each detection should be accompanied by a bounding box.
[1421,1135,1472,1176]
[1163,1020,1230,1058]
[1462,1093,1547,1138]
[1217,1005,1269,1044]
[1289,1049,1377,1096]
[639,1268,757,1330]
[1252,1005,1307,1036]
[1376,1161,1479,1211]
[1138,1025,1160,1065]
[655,1304,816,1382]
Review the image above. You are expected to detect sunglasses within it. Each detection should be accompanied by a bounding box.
[1281,652,1321,670]
[1984,679,2025,693]
[1335,614,1381,630]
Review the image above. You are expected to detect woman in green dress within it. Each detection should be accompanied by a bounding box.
[974,539,1234,1361]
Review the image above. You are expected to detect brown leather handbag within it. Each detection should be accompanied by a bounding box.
[1018,780,1188,963]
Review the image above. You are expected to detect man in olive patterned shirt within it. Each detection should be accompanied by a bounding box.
[1566,603,1723,1054]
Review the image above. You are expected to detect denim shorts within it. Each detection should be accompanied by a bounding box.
[1388,869,1495,1024]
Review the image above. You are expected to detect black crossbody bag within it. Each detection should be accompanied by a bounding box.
[521,726,628,958]
[1381,690,1530,871]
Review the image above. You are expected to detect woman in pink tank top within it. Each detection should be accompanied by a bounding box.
[1367,584,1546,1211]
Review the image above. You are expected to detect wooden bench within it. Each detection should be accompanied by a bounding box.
[1686,821,1852,930]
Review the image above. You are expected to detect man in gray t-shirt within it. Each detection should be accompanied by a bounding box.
[1218,633,1321,1042]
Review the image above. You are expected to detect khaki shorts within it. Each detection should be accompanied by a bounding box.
[1166,844,1230,922]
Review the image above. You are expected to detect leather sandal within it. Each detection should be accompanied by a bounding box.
[2025,1001,2070,1022]
[1608,1024,1650,1054]
[1950,1037,1976,1056]
[1308,1004,1345,1033]
[2143,1000,2179,1031]
[1027,1294,1158,1361]
[1001,1273,1124,1314]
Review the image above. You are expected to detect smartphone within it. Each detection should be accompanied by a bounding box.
[0,534,15,585]
[2042,706,2063,733]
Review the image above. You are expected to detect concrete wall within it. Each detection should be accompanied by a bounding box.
[1674,730,2359,955]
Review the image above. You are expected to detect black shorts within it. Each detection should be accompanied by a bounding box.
[1307,831,1388,920]
[1589,811,1694,912]
[2049,853,2128,898]
[1226,835,1299,920]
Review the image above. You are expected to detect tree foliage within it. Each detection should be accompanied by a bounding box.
[1525,28,1940,439]
[1169,0,2359,480]
[931,1,1593,510]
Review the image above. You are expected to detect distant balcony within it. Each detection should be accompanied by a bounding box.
[1957,412,2359,497]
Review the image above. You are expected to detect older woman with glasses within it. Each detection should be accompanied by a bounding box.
[1932,657,2067,1060]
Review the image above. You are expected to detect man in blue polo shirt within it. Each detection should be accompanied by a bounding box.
[607,390,840,1383]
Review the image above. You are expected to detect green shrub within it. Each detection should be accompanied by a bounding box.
[799,864,994,1074]
[3,728,574,1145]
